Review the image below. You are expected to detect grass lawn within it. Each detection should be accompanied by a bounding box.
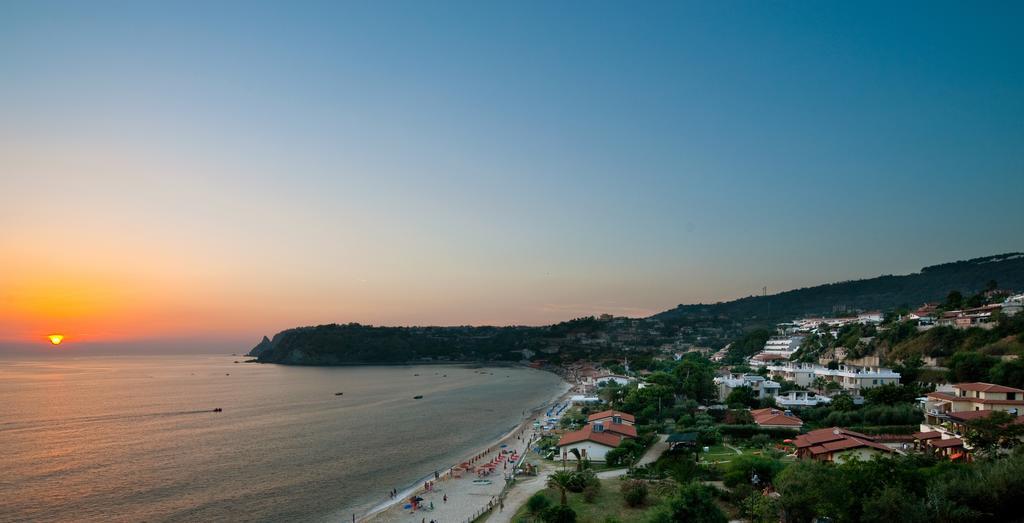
[506,478,666,523]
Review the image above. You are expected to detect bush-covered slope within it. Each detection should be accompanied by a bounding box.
[653,253,1024,323]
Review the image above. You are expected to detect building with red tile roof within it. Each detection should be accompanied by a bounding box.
[557,413,638,461]
[921,383,1024,452]
[587,410,635,425]
[793,427,895,463]
[751,408,803,429]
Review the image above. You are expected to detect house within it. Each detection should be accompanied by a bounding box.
[1003,294,1024,316]
[761,335,804,358]
[857,311,884,324]
[766,362,900,394]
[587,410,635,426]
[714,374,781,401]
[774,390,832,409]
[923,383,1024,419]
[601,422,638,439]
[751,408,803,429]
[569,395,601,405]
[749,352,790,367]
[793,427,896,463]
[594,374,632,387]
[556,424,625,461]
[558,411,638,461]
[920,383,1024,453]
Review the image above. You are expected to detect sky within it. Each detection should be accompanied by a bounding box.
[1,1,1022,351]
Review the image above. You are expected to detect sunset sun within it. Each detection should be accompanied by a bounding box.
[48,334,64,345]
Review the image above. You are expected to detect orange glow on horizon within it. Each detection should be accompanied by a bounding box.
[48,334,64,345]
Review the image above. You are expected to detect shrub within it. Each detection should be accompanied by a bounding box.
[526,492,552,514]
[749,433,771,449]
[621,479,649,507]
[582,483,600,503]
[541,505,577,523]
[723,455,786,488]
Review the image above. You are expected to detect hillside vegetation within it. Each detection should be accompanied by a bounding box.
[654,253,1024,324]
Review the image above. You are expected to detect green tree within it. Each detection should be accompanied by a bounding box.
[526,492,552,516]
[864,383,919,406]
[831,393,855,411]
[726,386,758,408]
[893,355,923,385]
[648,482,727,523]
[962,410,1024,457]
[741,492,780,523]
[541,505,577,523]
[547,470,575,506]
[620,479,648,507]
[675,356,717,404]
[989,359,1024,389]
[946,351,997,383]
[723,454,786,488]
[945,290,964,309]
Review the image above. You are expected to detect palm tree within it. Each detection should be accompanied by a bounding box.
[547,470,575,506]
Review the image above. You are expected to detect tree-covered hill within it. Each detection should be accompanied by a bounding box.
[653,253,1024,324]
[250,323,541,365]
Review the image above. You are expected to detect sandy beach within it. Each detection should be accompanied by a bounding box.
[362,379,573,523]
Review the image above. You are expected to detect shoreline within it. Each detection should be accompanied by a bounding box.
[357,377,573,522]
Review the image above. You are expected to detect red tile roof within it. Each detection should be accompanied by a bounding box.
[587,410,635,423]
[557,425,622,448]
[751,408,803,427]
[792,427,893,458]
[601,423,638,438]
[947,410,1024,424]
[913,431,942,440]
[954,383,1024,393]
[928,391,1024,405]
[930,438,964,449]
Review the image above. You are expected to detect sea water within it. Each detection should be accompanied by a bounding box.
[0,355,565,522]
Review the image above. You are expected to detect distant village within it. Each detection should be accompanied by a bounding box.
[497,290,1024,520]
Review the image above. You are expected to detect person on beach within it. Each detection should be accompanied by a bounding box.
[443,494,447,503]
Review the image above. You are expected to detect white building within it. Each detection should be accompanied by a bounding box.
[594,374,632,387]
[774,390,832,409]
[762,335,804,358]
[766,363,900,394]
[857,311,884,324]
[714,373,780,402]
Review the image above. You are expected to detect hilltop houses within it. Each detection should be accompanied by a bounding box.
[766,362,900,395]
[775,390,832,409]
[714,373,780,402]
[918,382,1024,457]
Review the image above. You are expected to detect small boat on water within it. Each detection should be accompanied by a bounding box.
[334,392,344,396]
[213,408,223,412]
[413,395,424,399]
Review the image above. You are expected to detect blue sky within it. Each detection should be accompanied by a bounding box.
[1,1,1022,343]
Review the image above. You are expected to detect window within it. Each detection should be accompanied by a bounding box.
[1009,393,1017,401]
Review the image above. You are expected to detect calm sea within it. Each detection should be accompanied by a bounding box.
[0,355,566,522]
